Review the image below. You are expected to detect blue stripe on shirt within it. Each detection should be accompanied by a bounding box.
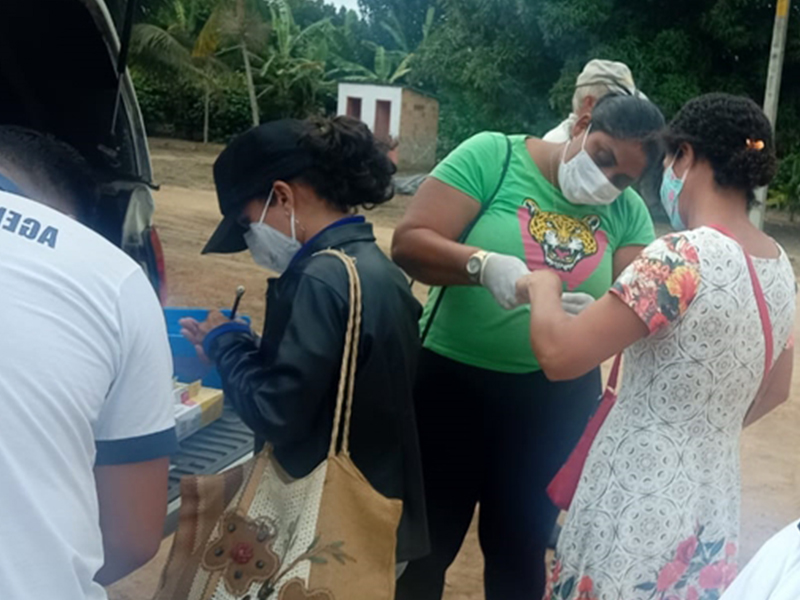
[95,427,178,466]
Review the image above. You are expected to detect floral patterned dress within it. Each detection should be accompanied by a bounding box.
[546,228,796,600]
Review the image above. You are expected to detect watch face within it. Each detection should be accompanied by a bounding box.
[467,256,482,276]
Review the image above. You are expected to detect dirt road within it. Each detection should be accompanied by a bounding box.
[108,139,800,600]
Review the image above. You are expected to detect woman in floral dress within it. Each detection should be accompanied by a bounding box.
[515,94,797,600]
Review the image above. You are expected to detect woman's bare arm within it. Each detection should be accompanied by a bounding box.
[517,271,649,381]
[744,346,794,427]
[391,178,482,286]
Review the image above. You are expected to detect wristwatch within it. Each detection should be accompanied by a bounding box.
[466,250,490,284]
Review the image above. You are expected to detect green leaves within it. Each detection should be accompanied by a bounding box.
[134,0,800,166]
[307,555,328,564]
[131,23,198,74]
[538,0,613,51]
[329,41,414,85]
[770,151,800,219]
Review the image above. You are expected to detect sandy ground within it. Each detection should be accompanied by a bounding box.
[108,139,800,600]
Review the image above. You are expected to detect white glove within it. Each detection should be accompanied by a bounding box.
[480,253,531,310]
[561,292,595,315]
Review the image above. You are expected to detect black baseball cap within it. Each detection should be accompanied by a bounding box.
[203,119,314,254]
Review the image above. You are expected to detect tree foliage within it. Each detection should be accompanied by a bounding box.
[357,0,437,50]
[134,0,800,180]
[257,0,336,117]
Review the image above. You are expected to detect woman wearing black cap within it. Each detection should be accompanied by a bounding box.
[180,116,429,571]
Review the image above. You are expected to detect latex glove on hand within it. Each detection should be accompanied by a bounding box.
[561,292,595,315]
[480,253,531,309]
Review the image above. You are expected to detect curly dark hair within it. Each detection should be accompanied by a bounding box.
[295,116,396,212]
[663,93,777,207]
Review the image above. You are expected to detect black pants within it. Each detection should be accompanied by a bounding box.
[396,350,600,600]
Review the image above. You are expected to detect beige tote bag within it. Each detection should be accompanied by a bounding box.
[154,250,403,600]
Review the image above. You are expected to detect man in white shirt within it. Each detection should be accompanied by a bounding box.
[721,520,800,600]
[543,59,643,143]
[0,127,177,599]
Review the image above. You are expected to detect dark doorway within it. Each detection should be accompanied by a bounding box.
[374,100,391,142]
[346,97,362,120]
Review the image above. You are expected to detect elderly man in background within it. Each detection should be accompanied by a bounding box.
[545,59,665,210]
[544,59,643,143]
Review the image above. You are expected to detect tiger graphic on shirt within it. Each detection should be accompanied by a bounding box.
[523,198,601,272]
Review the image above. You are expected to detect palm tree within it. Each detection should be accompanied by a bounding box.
[331,42,411,85]
[209,0,269,126]
[380,5,436,54]
[195,0,268,127]
[131,0,229,142]
[257,0,336,117]
[330,6,435,86]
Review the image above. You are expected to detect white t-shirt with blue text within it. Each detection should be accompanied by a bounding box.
[0,191,176,599]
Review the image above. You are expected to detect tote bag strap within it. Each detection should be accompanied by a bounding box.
[314,249,362,458]
[709,225,774,378]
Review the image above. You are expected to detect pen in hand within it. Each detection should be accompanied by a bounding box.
[230,285,245,320]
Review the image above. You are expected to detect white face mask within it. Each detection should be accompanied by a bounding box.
[558,128,622,206]
[243,189,302,274]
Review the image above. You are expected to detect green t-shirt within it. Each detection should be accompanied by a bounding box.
[421,132,656,373]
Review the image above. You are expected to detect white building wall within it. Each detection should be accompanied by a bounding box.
[336,83,403,139]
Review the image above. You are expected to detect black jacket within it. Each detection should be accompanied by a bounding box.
[206,220,429,562]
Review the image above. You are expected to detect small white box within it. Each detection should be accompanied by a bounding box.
[174,402,201,441]
[173,383,190,405]
[174,387,225,442]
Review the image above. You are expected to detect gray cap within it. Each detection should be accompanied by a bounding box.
[575,59,637,96]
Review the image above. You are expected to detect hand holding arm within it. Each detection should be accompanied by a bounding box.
[516,270,647,380]
[514,270,595,314]
[480,253,531,309]
[560,292,596,315]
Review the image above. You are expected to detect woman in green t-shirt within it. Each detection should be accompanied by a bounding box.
[392,94,664,600]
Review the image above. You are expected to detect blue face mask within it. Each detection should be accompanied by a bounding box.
[660,157,689,230]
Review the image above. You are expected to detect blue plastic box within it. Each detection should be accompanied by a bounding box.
[164,307,251,389]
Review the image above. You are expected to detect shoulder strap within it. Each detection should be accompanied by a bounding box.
[421,135,513,343]
[745,249,774,377]
[314,249,361,457]
[606,354,622,393]
[709,225,774,378]
[456,134,514,244]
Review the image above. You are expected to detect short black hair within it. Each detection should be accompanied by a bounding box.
[294,116,396,212]
[663,93,777,208]
[0,126,97,219]
[590,94,666,170]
